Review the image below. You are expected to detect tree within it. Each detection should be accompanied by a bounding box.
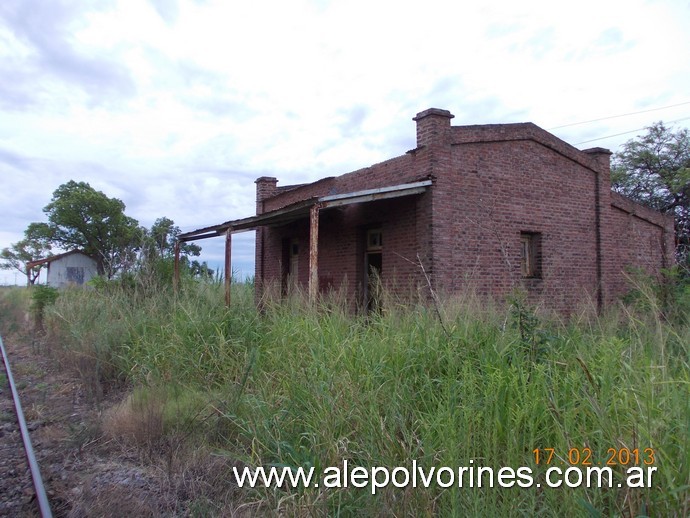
[146,217,201,259]
[29,180,142,278]
[611,122,690,266]
[0,235,51,285]
[138,217,210,285]
[189,259,214,279]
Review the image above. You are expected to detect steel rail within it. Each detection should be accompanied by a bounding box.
[0,334,53,518]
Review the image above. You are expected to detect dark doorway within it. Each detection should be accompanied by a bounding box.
[281,238,299,296]
[364,228,382,311]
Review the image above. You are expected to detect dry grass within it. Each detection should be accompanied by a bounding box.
[91,399,254,516]
[102,389,167,452]
[67,471,163,518]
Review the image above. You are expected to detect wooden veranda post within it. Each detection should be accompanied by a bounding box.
[173,240,180,294]
[309,204,320,303]
[224,228,232,307]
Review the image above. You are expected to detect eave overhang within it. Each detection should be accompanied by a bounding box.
[179,179,432,242]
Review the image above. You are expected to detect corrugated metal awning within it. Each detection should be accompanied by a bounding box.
[178,179,432,242]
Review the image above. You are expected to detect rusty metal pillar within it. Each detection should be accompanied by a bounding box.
[173,240,180,294]
[224,229,232,307]
[308,204,320,303]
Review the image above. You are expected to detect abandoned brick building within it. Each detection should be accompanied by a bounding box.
[179,108,674,312]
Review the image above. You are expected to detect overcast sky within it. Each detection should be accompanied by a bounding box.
[1,0,689,285]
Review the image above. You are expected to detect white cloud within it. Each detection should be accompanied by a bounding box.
[1,0,689,284]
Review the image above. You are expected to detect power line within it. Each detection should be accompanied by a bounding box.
[575,116,690,145]
[549,101,690,130]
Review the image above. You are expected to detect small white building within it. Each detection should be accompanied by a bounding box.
[27,250,98,288]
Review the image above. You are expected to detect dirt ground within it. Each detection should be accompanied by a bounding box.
[0,321,247,517]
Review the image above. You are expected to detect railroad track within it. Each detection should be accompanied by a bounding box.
[0,334,53,517]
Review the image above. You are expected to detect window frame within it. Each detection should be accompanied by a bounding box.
[366,229,382,251]
[520,232,542,279]
[65,266,85,285]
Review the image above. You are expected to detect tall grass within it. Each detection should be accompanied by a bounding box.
[4,280,687,516]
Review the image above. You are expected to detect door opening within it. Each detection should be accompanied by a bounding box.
[364,229,382,311]
[281,238,299,295]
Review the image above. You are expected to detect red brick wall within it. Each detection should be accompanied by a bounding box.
[261,152,426,213]
[253,111,674,312]
[430,137,599,312]
[608,193,675,300]
[259,194,427,305]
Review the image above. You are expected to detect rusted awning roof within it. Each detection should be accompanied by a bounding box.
[26,250,92,269]
[179,179,432,242]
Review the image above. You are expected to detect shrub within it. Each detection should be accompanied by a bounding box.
[30,284,59,321]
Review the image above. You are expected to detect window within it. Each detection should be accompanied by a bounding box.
[367,229,382,251]
[520,232,541,278]
[66,266,85,285]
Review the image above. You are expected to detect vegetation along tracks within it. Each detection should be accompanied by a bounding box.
[0,333,52,517]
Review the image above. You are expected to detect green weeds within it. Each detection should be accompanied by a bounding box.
[2,280,688,516]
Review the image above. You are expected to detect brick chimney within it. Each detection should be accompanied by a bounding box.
[582,147,612,176]
[255,176,277,215]
[413,108,454,148]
